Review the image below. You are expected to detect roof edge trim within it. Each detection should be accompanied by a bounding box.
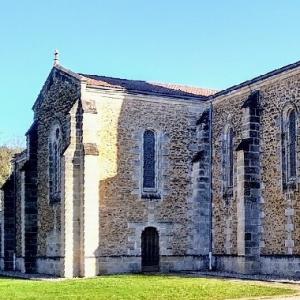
[210,59,300,99]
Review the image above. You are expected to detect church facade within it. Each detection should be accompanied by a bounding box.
[1,58,300,278]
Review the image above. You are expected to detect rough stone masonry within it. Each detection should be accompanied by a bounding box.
[2,57,300,278]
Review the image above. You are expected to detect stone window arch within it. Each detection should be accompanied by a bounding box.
[223,125,234,194]
[143,129,156,191]
[49,123,62,203]
[282,104,298,186]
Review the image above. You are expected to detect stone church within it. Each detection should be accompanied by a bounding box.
[1,53,300,278]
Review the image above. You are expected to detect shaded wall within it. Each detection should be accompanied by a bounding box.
[212,68,300,276]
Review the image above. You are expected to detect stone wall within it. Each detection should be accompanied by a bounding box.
[98,255,208,274]
[212,94,244,255]
[85,87,207,273]
[259,73,300,256]
[1,152,26,272]
[14,152,26,273]
[211,67,300,275]
[33,67,81,275]
[188,109,212,257]
[2,175,15,270]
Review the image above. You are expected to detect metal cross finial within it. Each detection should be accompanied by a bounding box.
[54,49,60,66]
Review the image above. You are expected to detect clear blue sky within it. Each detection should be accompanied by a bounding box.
[1,0,300,145]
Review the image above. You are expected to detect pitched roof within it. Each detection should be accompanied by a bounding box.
[79,73,217,99]
[211,59,300,98]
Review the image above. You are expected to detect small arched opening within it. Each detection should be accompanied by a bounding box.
[141,227,159,272]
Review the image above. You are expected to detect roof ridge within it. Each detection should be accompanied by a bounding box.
[80,73,217,90]
[150,81,218,91]
[79,73,145,82]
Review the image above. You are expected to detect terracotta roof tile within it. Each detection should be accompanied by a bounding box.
[80,74,217,99]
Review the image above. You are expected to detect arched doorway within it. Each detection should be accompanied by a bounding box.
[141,227,159,272]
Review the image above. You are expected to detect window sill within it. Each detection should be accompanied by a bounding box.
[283,178,298,191]
[50,193,61,204]
[141,192,161,200]
[223,187,233,199]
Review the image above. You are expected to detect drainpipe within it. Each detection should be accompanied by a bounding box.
[13,160,17,272]
[13,253,16,271]
[12,159,17,272]
[209,101,213,271]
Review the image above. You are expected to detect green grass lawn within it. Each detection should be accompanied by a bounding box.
[0,274,297,300]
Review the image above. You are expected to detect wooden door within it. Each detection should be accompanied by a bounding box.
[141,227,159,272]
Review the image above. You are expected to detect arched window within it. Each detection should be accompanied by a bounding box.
[288,110,297,178]
[143,130,156,190]
[282,108,297,185]
[49,124,62,203]
[223,127,234,191]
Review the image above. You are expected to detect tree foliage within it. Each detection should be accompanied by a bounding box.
[0,146,22,187]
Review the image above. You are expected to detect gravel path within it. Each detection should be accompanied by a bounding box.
[182,270,300,284]
[180,271,300,299]
[0,270,63,280]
